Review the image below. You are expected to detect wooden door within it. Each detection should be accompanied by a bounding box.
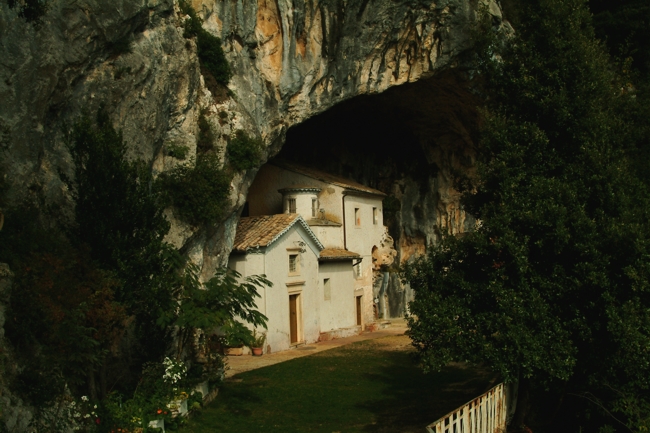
[289,294,298,343]
[356,296,362,326]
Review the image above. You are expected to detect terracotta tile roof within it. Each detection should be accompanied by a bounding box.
[319,248,361,261]
[232,214,324,253]
[271,159,386,197]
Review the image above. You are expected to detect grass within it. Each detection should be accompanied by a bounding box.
[180,336,496,433]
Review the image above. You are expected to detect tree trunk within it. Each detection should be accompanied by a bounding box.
[100,361,107,399]
[511,378,531,430]
[88,367,97,401]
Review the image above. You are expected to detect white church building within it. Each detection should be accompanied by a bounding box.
[228,160,395,354]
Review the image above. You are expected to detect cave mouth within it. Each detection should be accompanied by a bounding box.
[244,71,480,319]
[273,70,481,199]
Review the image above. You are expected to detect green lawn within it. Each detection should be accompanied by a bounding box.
[180,336,495,433]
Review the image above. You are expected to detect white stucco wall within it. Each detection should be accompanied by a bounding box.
[247,164,345,224]
[344,194,385,324]
[264,226,321,352]
[318,261,356,332]
[310,225,344,249]
[281,190,320,219]
[229,223,323,354]
[245,163,389,332]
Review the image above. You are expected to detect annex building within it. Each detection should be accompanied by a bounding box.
[228,160,395,353]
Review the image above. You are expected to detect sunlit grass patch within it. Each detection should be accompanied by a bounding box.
[180,335,495,433]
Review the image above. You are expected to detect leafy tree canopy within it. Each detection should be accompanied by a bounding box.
[589,0,650,75]
[406,0,650,431]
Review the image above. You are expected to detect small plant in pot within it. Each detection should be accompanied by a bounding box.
[249,330,267,356]
[222,321,255,356]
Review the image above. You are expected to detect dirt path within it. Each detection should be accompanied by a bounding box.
[225,319,409,377]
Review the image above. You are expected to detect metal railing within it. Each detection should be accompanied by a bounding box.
[426,383,507,433]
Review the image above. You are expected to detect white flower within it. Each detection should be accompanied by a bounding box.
[84,414,91,419]
[81,396,89,402]
[93,405,97,409]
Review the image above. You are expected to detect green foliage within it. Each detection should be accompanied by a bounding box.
[107,34,133,57]
[249,329,267,348]
[179,0,231,86]
[65,111,176,332]
[227,130,262,171]
[168,267,268,331]
[196,31,232,87]
[407,0,650,430]
[159,153,230,226]
[166,143,189,160]
[114,66,132,80]
[1,108,267,419]
[160,264,268,353]
[590,0,650,75]
[197,110,215,153]
[1,211,126,405]
[7,0,48,26]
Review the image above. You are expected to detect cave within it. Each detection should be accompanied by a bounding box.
[247,71,481,319]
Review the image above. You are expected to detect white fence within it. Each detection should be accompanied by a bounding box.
[426,383,507,433]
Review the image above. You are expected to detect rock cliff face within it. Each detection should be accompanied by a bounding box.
[0,0,503,277]
[0,0,506,427]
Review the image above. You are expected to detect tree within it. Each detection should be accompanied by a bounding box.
[406,0,650,430]
[1,110,268,420]
[589,0,650,75]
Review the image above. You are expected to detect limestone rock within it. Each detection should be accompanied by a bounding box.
[0,0,505,279]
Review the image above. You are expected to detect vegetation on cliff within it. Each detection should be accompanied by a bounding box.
[226,130,263,172]
[406,0,650,431]
[6,0,48,25]
[0,111,266,431]
[179,0,231,87]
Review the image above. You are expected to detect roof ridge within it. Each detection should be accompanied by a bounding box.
[232,213,324,253]
[270,159,386,197]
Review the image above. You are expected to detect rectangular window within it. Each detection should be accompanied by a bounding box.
[288,198,296,214]
[355,208,360,226]
[289,254,299,274]
[324,278,331,301]
[312,199,318,217]
[373,207,378,225]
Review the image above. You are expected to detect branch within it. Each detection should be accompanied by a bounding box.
[567,392,632,432]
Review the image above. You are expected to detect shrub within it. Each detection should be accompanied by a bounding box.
[0,108,266,419]
[8,0,48,26]
[159,153,231,226]
[107,34,133,56]
[179,0,231,86]
[4,231,127,405]
[227,130,262,171]
[197,110,215,153]
[166,143,189,160]
[197,31,232,86]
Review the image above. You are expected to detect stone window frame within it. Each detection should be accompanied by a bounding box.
[287,197,297,214]
[287,248,302,276]
[311,198,318,218]
[323,278,331,301]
